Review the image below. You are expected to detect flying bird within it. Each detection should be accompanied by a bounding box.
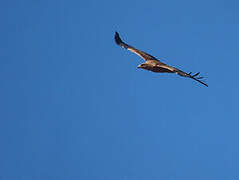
[114,32,208,87]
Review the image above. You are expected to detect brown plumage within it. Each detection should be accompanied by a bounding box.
[114,32,208,87]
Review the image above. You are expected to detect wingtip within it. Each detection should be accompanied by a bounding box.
[114,31,122,45]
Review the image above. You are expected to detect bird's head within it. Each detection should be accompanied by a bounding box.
[137,63,147,69]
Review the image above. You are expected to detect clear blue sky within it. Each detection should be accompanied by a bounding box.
[1,0,239,179]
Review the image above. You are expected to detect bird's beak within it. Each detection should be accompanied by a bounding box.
[137,65,142,68]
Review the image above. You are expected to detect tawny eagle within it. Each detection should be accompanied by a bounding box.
[114,32,208,87]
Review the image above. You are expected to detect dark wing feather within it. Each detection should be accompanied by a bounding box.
[155,63,208,87]
[174,68,208,87]
[115,32,157,61]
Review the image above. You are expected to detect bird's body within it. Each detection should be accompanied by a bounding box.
[114,32,208,87]
[138,60,173,73]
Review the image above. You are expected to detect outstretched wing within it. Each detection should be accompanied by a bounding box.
[173,67,208,87]
[115,32,158,61]
[154,63,208,87]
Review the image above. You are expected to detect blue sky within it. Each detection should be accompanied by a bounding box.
[1,0,239,179]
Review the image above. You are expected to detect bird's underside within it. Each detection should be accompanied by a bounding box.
[114,32,208,87]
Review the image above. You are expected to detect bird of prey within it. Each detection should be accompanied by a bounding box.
[114,32,208,87]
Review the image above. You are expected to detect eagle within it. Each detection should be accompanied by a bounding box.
[114,32,208,87]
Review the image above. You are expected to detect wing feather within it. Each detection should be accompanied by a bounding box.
[174,68,208,87]
[115,32,157,61]
[156,63,208,87]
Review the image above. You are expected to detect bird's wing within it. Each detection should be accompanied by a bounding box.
[115,32,158,61]
[158,64,208,87]
[176,70,208,87]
